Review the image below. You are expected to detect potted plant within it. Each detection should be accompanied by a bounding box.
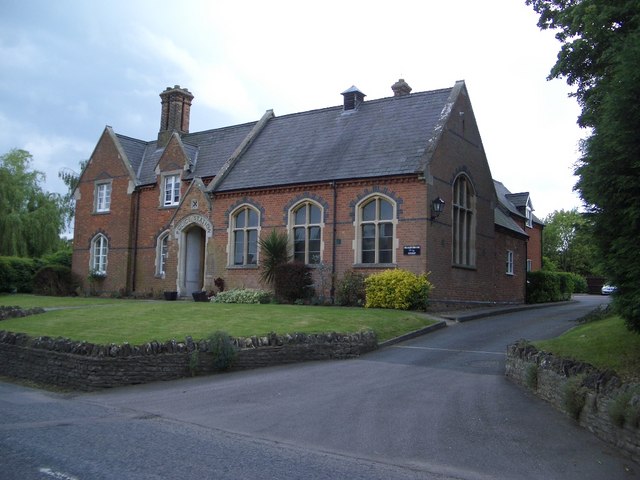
[164,291,178,301]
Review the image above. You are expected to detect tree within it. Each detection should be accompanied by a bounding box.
[527,0,640,331]
[0,149,66,257]
[542,208,598,276]
[58,160,87,230]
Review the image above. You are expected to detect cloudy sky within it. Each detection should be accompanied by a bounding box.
[0,0,585,221]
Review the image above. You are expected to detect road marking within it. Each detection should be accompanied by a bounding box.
[38,468,79,480]
[391,345,505,356]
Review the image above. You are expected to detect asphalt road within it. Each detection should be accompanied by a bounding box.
[1,294,638,480]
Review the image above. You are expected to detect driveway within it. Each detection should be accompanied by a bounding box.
[1,295,637,479]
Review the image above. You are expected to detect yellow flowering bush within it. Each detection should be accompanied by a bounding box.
[364,269,432,310]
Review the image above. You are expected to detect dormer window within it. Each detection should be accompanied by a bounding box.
[163,174,180,207]
[526,200,533,228]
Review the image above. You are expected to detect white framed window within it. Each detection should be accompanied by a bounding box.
[525,201,533,228]
[291,201,323,264]
[95,181,112,213]
[506,250,514,275]
[453,174,476,267]
[90,234,108,274]
[526,259,532,272]
[163,174,180,207]
[156,231,169,276]
[231,205,259,266]
[356,195,396,264]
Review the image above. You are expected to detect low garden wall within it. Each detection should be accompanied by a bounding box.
[0,329,377,391]
[506,341,640,463]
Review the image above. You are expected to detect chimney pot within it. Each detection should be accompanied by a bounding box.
[391,78,412,97]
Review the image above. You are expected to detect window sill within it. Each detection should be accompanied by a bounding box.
[353,263,397,269]
[452,264,477,271]
[226,265,259,270]
[93,211,111,215]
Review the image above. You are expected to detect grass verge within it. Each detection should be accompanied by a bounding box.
[0,294,437,345]
[534,315,640,382]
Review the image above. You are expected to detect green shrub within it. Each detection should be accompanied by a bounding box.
[211,288,272,304]
[365,269,432,311]
[189,350,200,377]
[525,364,539,390]
[526,271,584,303]
[40,248,72,268]
[208,331,237,371]
[258,229,290,285]
[563,376,587,420]
[567,273,588,294]
[32,265,80,296]
[273,261,313,303]
[608,387,640,428]
[0,256,37,293]
[335,270,366,306]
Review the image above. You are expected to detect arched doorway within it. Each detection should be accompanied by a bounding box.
[184,226,205,295]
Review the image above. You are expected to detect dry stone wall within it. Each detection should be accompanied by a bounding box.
[506,341,640,463]
[0,330,377,391]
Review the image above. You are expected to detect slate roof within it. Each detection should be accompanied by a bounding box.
[112,85,455,190]
[494,180,543,231]
[115,122,258,187]
[214,87,454,192]
[494,208,527,236]
[494,180,524,218]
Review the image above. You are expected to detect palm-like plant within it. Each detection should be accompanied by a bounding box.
[258,229,291,285]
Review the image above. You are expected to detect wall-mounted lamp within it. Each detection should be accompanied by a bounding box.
[431,197,445,222]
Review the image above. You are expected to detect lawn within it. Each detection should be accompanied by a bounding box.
[0,294,437,345]
[535,315,640,382]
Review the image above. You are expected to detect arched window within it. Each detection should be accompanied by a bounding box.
[231,205,259,265]
[156,231,169,276]
[358,196,395,264]
[90,234,108,274]
[452,175,476,267]
[291,201,323,264]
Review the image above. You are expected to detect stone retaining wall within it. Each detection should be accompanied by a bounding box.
[0,330,377,391]
[506,341,640,463]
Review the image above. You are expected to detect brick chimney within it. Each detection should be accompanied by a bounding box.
[391,78,412,97]
[158,85,194,146]
[341,86,366,111]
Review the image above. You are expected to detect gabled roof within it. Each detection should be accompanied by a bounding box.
[214,86,455,192]
[494,208,527,236]
[494,180,543,227]
[115,121,258,186]
[505,192,531,210]
[110,83,459,190]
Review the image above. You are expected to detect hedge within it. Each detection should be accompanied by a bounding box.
[0,256,37,293]
[526,271,587,303]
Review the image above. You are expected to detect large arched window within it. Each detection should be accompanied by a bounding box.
[90,234,108,274]
[452,174,476,267]
[291,201,323,264]
[357,196,395,264]
[231,205,259,266]
[156,231,169,276]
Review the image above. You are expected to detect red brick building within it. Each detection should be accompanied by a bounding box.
[72,79,543,306]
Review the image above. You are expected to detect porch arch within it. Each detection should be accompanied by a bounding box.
[174,214,213,296]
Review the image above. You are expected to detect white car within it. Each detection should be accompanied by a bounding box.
[601,284,617,295]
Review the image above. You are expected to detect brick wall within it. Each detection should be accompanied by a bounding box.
[72,89,531,305]
[72,129,135,295]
